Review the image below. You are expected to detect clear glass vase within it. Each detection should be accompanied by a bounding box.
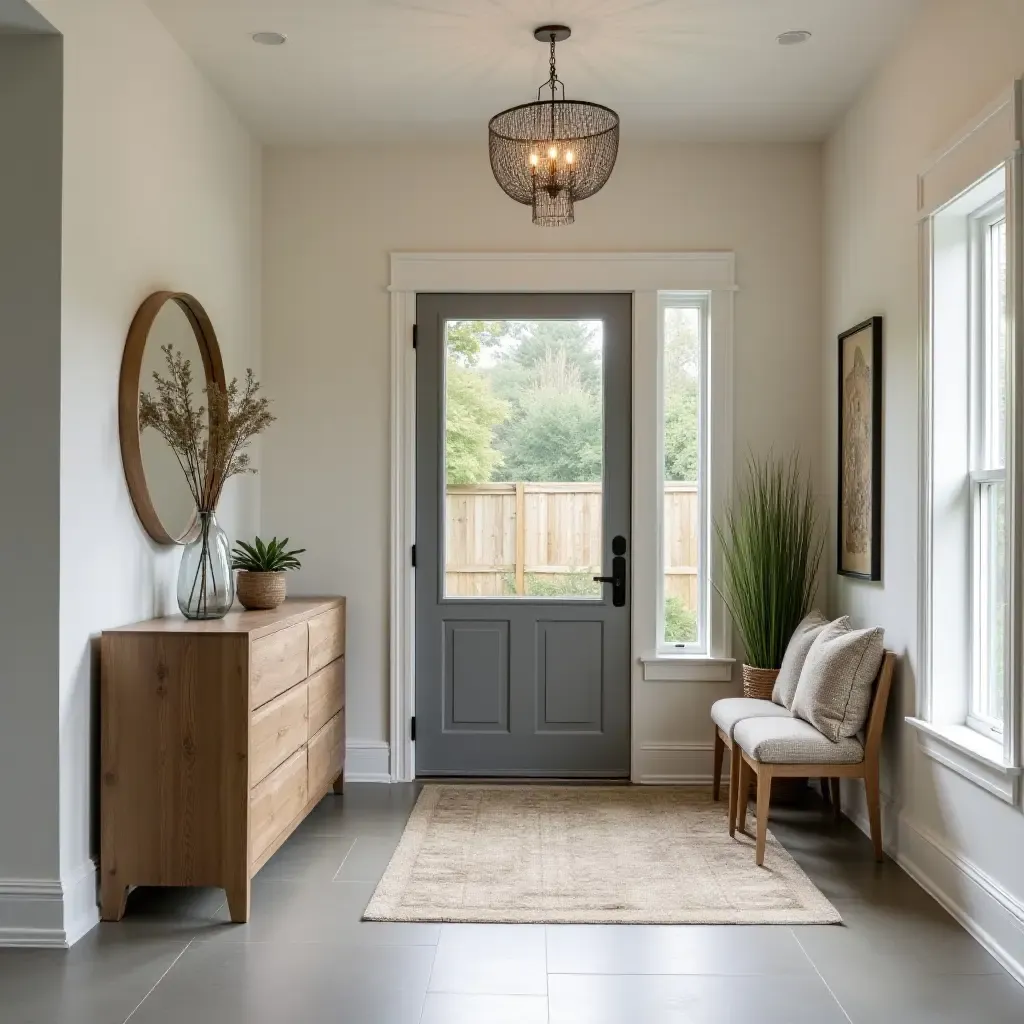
[177,512,235,620]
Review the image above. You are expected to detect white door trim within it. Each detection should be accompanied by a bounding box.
[388,251,736,782]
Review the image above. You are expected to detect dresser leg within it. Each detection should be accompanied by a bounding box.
[100,875,129,922]
[332,771,345,796]
[226,878,251,924]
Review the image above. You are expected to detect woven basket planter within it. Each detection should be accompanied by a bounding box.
[236,571,287,611]
[741,665,779,701]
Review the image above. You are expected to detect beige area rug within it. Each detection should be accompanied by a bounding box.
[364,785,841,925]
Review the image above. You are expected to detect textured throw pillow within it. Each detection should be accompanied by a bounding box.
[791,619,885,741]
[771,611,838,709]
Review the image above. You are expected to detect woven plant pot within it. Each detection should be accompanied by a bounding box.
[236,571,287,611]
[741,665,779,701]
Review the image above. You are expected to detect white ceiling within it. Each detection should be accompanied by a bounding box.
[145,0,922,145]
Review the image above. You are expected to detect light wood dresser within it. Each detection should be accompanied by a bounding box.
[100,598,346,923]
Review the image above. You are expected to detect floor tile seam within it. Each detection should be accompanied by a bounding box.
[120,937,194,1024]
[331,837,359,881]
[189,937,441,947]
[543,969,816,978]
[419,935,443,1021]
[789,928,854,1024]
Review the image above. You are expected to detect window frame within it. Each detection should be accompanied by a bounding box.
[911,120,1023,802]
[967,200,1008,741]
[655,292,710,655]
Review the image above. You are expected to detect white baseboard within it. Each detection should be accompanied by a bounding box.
[635,741,716,785]
[638,774,719,785]
[62,859,99,946]
[345,739,391,783]
[845,801,1024,988]
[0,859,98,947]
[896,815,1024,988]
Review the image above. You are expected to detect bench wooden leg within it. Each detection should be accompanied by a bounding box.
[736,754,752,835]
[712,728,725,802]
[829,778,842,823]
[864,764,883,862]
[728,745,742,837]
[755,763,773,867]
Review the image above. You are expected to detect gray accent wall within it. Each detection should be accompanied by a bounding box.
[0,30,64,891]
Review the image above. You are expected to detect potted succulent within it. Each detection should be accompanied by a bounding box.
[715,454,824,700]
[232,536,306,611]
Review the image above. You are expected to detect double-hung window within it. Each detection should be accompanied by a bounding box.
[914,81,1023,801]
[969,205,1007,739]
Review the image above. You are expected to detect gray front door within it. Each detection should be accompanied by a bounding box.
[415,293,631,777]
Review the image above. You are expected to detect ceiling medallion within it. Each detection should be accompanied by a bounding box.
[488,26,620,226]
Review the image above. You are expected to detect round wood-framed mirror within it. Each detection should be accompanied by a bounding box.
[119,292,226,545]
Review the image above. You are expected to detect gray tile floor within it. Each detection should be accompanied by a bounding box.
[2,783,1023,1023]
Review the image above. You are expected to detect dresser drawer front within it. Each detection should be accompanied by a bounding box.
[308,605,345,675]
[250,682,308,786]
[251,623,308,709]
[308,708,345,797]
[251,747,308,864]
[307,658,345,736]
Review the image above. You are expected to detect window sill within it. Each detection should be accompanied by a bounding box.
[906,717,1021,804]
[640,654,735,682]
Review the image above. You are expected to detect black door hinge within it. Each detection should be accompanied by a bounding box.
[411,716,417,742]
[411,544,416,567]
[412,324,418,349]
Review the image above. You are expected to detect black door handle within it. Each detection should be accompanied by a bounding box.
[594,536,627,607]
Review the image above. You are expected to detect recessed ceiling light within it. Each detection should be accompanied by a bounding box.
[777,30,812,46]
[252,31,287,46]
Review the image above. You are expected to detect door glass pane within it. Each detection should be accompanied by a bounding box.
[443,319,604,599]
[662,305,701,645]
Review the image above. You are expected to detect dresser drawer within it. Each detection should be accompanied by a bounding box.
[308,708,345,797]
[250,682,308,786]
[308,605,345,675]
[307,658,345,736]
[251,622,308,709]
[251,747,308,864]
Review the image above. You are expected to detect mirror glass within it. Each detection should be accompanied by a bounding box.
[139,302,205,542]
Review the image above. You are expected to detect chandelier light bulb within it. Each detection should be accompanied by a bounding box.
[548,146,558,160]
[529,153,539,167]
[565,151,574,164]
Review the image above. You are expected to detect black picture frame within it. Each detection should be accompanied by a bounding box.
[837,316,883,581]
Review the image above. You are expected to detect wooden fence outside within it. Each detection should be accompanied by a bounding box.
[445,482,698,608]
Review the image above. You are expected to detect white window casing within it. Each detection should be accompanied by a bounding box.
[911,81,1024,802]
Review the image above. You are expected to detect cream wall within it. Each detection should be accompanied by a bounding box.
[823,0,1024,979]
[262,141,823,762]
[6,0,263,945]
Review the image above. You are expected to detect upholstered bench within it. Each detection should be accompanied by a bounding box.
[737,650,895,866]
[710,612,833,836]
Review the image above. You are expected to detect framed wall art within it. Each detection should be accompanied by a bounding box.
[837,316,883,580]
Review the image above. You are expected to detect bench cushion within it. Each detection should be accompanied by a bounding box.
[771,611,837,708]
[711,697,791,739]
[734,716,864,765]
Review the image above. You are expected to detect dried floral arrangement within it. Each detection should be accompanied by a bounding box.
[139,344,275,515]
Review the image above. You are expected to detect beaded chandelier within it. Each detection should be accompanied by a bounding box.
[488,26,620,226]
